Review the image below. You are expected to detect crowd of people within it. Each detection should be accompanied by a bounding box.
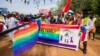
[0,10,97,55]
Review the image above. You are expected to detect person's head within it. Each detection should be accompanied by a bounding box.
[50,15,54,19]
[12,14,16,18]
[6,14,12,18]
[75,11,82,18]
[67,13,73,20]
[90,14,95,20]
[16,15,20,19]
[39,13,43,17]
[41,15,45,19]
[82,9,89,18]
[58,14,61,18]
[69,16,74,21]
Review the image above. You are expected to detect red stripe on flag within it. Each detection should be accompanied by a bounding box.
[81,32,86,41]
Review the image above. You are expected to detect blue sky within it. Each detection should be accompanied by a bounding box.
[0,0,58,14]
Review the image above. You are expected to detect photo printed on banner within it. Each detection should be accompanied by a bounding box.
[59,28,79,45]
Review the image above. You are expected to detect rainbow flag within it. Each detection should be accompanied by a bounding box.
[39,24,60,40]
[81,16,89,42]
[13,22,39,56]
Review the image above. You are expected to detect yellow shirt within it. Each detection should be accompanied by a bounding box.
[0,15,4,23]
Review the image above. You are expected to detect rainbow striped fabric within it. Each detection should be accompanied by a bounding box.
[39,24,60,40]
[13,22,39,56]
[38,24,80,50]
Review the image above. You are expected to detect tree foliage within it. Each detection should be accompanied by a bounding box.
[56,0,100,15]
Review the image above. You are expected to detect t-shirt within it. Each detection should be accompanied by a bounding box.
[5,17,19,29]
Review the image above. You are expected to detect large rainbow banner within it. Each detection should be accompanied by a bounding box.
[38,24,80,50]
[13,22,39,56]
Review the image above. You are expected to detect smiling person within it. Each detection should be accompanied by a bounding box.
[81,11,94,55]
[67,15,74,25]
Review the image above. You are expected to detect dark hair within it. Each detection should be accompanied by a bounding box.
[90,14,94,19]
[82,9,89,18]
[69,16,74,21]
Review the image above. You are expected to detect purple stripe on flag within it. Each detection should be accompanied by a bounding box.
[13,41,36,56]
[38,38,76,48]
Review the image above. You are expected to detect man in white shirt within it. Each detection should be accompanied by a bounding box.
[5,14,19,42]
[89,15,96,40]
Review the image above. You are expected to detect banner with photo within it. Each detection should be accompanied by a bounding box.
[38,24,80,50]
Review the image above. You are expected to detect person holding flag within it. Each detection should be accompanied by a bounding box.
[81,12,94,56]
[5,14,19,42]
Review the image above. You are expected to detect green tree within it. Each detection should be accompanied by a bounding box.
[96,0,100,16]
[56,0,99,14]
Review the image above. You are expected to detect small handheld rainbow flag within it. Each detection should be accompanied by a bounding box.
[81,16,89,42]
[13,22,39,56]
